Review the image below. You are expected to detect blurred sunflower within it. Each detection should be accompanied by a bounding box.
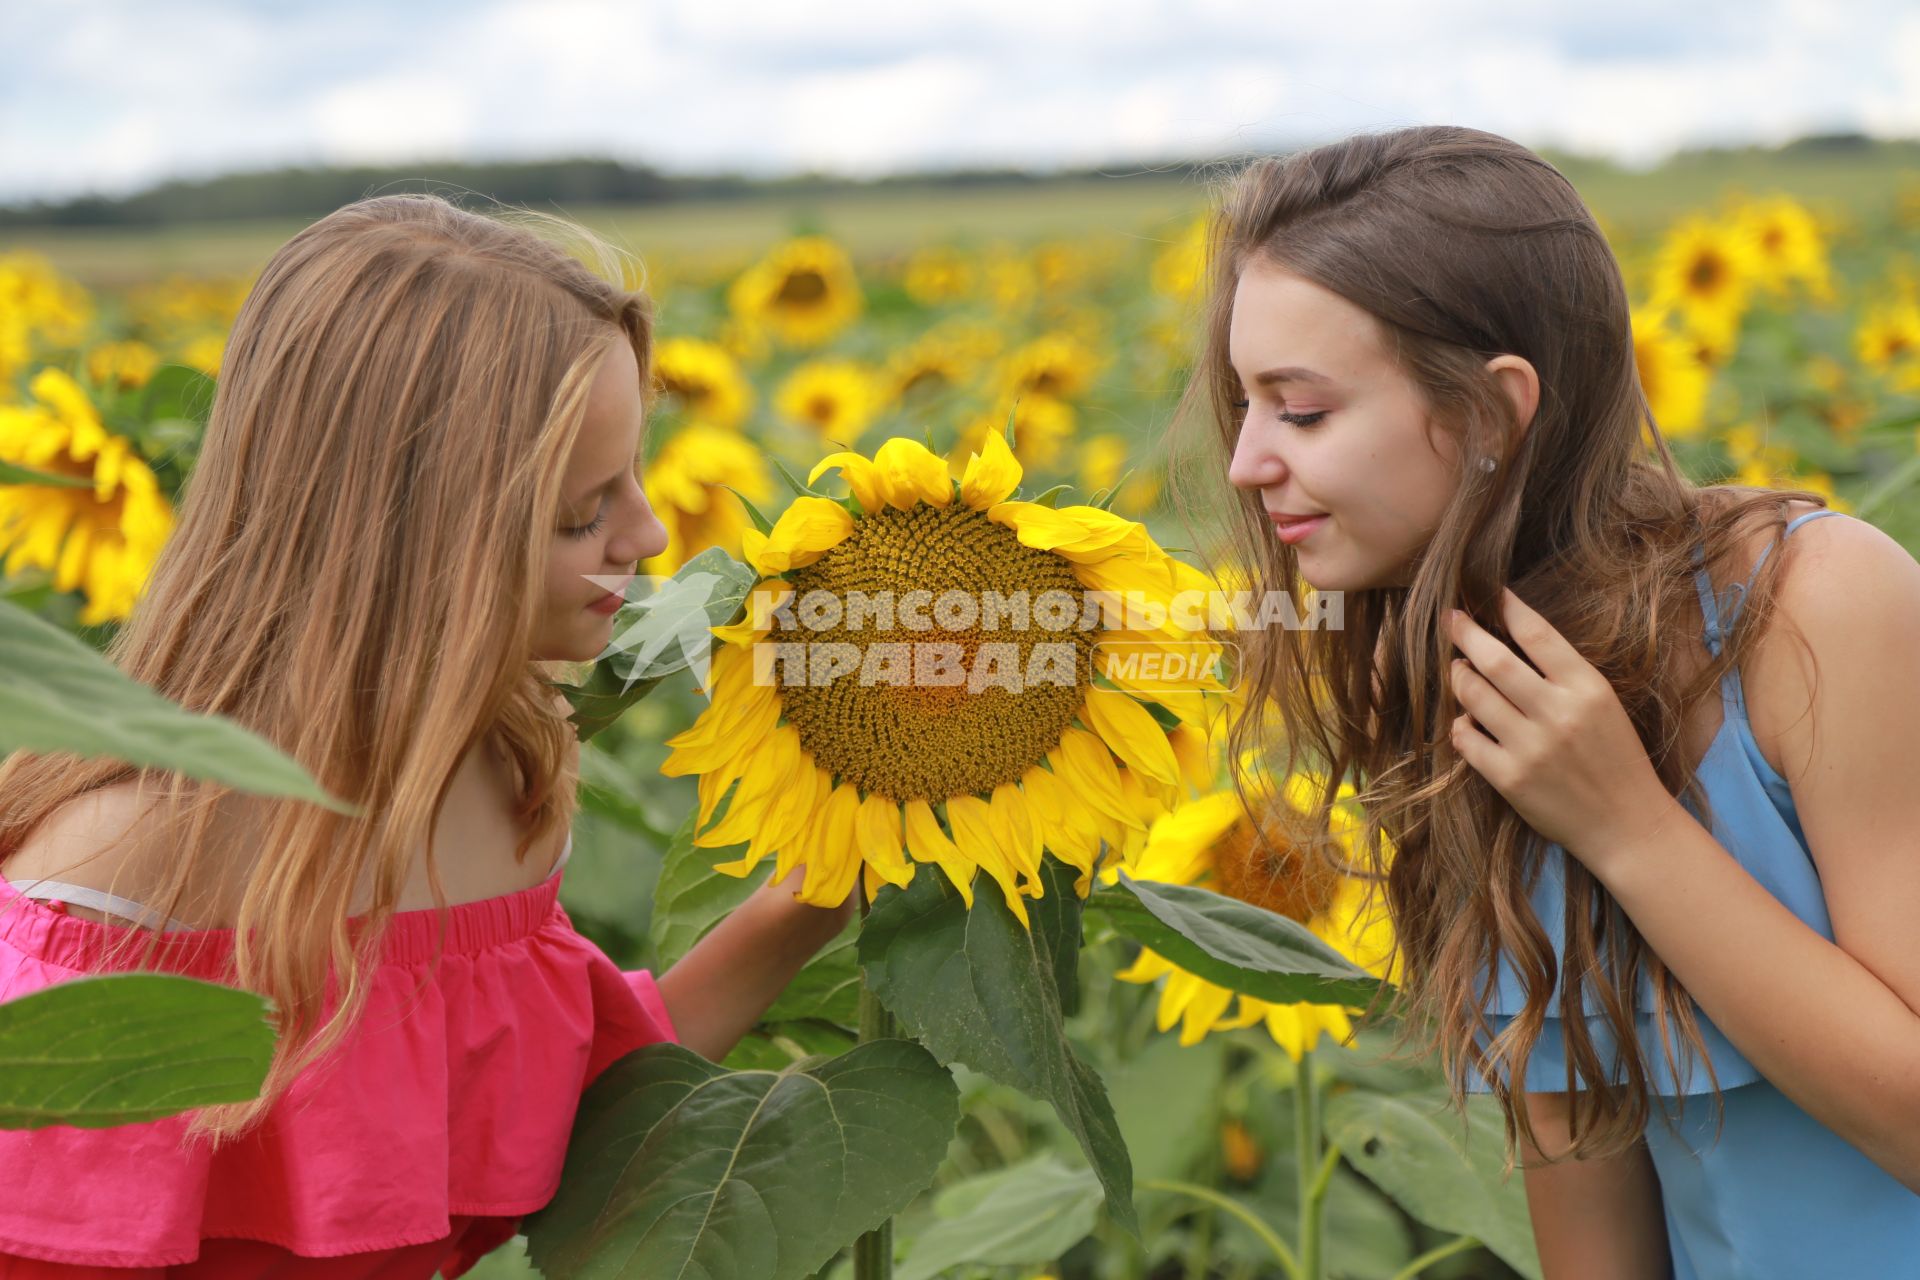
[1855,299,1920,393]
[1151,216,1209,303]
[776,359,884,442]
[1648,216,1757,352]
[1079,434,1162,517]
[1630,305,1711,439]
[177,334,226,379]
[1115,769,1399,1060]
[0,368,173,625]
[641,423,774,576]
[652,337,753,429]
[886,333,976,406]
[661,430,1228,918]
[1732,196,1835,303]
[86,340,162,392]
[996,333,1100,403]
[727,236,864,348]
[902,246,977,306]
[0,253,94,363]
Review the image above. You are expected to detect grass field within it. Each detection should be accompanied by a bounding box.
[6,141,1917,291]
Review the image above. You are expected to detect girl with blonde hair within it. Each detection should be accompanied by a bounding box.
[0,193,851,1276]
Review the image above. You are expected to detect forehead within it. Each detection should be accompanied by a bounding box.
[1227,259,1388,378]
[570,341,644,466]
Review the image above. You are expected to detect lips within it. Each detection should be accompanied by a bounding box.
[1267,511,1327,526]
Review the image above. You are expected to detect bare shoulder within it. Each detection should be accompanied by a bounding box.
[1743,501,1920,785]
[1,781,176,925]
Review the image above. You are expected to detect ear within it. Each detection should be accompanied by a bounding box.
[1484,354,1540,439]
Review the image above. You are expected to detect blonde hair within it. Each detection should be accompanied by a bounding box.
[1168,127,1831,1172]
[0,192,654,1147]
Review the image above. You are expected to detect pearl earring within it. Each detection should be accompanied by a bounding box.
[1478,456,1498,473]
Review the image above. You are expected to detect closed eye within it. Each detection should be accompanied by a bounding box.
[1230,399,1327,428]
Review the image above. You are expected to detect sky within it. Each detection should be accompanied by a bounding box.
[4,0,1916,207]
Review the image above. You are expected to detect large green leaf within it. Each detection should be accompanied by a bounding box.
[524,1039,960,1280]
[1322,1088,1542,1280]
[646,808,767,969]
[0,974,277,1129]
[1106,1031,1226,1185]
[859,855,1138,1234]
[0,598,356,813]
[1090,872,1385,1007]
[557,547,759,742]
[895,1154,1102,1280]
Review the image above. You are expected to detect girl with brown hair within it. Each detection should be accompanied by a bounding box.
[1174,125,1920,1276]
[0,193,851,1276]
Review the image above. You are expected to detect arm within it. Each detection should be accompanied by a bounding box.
[1517,1092,1673,1280]
[654,866,854,1062]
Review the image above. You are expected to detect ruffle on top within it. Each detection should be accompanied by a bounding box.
[0,837,676,1272]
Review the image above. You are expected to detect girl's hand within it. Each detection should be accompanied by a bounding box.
[1446,587,1681,875]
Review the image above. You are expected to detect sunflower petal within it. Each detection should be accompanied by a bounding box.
[1081,686,1181,785]
[902,798,977,908]
[945,794,1029,927]
[1052,727,1144,830]
[809,452,888,513]
[874,436,953,510]
[856,792,915,889]
[755,496,855,573]
[960,422,1022,510]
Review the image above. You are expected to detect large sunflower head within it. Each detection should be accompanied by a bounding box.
[0,368,174,625]
[727,236,864,348]
[662,429,1230,921]
[1114,765,1400,1059]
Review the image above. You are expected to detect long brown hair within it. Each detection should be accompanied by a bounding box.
[0,192,654,1147]
[1168,126,1830,1171]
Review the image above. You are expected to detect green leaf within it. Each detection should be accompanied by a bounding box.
[555,547,758,742]
[724,484,775,535]
[1322,1089,1542,1280]
[859,855,1138,1234]
[762,926,860,1025]
[1091,872,1385,1007]
[0,598,357,814]
[646,808,766,969]
[895,1155,1102,1280]
[137,363,217,428]
[1027,483,1072,509]
[0,974,277,1129]
[0,460,91,488]
[768,454,829,499]
[525,1039,960,1280]
[1107,1032,1226,1185]
[1090,469,1136,512]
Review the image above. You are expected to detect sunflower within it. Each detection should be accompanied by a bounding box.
[1150,216,1209,303]
[902,246,977,306]
[661,430,1229,919]
[776,360,884,442]
[85,340,163,392]
[885,333,977,406]
[0,368,174,624]
[1631,305,1711,439]
[1855,299,1920,393]
[0,253,94,354]
[996,333,1100,403]
[652,337,753,429]
[1648,216,1757,351]
[641,424,774,576]
[1114,769,1399,1060]
[727,236,864,348]
[1732,196,1835,303]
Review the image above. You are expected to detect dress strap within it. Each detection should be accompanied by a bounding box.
[1691,508,1844,657]
[4,878,199,931]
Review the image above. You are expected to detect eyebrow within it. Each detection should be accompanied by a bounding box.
[1246,366,1330,387]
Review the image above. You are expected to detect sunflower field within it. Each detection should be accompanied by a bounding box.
[4,168,1920,1280]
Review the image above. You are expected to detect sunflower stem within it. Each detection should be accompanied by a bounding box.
[854,894,895,1280]
[1386,1233,1483,1280]
[1296,1045,1325,1280]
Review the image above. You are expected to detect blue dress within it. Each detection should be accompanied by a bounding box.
[1466,508,1920,1277]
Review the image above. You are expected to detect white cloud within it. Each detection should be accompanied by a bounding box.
[2,0,1911,205]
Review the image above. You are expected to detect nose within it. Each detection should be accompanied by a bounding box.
[611,501,669,567]
[1227,416,1286,491]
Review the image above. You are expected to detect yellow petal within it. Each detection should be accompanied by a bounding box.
[757,496,855,573]
[1052,727,1143,830]
[960,423,1022,510]
[989,782,1043,888]
[1081,686,1180,785]
[808,452,887,513]
[902,798,978,908]
[873,436,953,510]
[712,579,794,645]
[946,794,1029,927]
[856,792,915,889]
[797,782,863,907]
[740,526,770,574]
